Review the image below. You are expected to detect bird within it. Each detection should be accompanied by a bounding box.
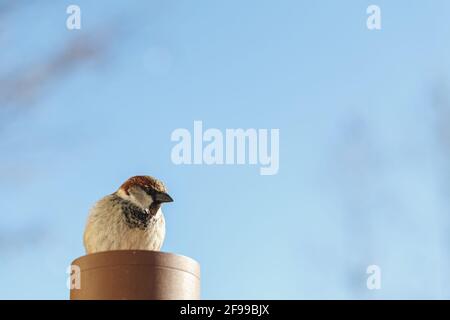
[83,175,173,254]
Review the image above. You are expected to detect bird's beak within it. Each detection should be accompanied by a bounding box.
[153,191,174,203]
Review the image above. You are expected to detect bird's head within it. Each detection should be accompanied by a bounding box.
[116,175,173,213]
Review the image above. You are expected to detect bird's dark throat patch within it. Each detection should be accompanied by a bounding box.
[111,194,160,230]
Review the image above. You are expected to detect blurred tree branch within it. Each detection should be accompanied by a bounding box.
[0,1,119,122]
[0,33,111,108]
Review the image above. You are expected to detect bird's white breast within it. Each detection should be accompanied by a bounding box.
[83,195,166,254]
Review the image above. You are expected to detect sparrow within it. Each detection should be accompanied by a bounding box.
[83,175,173,254]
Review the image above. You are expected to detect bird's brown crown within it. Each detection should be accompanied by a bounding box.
[119,175,167,195]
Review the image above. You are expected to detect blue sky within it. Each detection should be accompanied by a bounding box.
[1,0,450,299]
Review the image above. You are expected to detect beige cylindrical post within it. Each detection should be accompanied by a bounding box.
[70,250,200,300]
